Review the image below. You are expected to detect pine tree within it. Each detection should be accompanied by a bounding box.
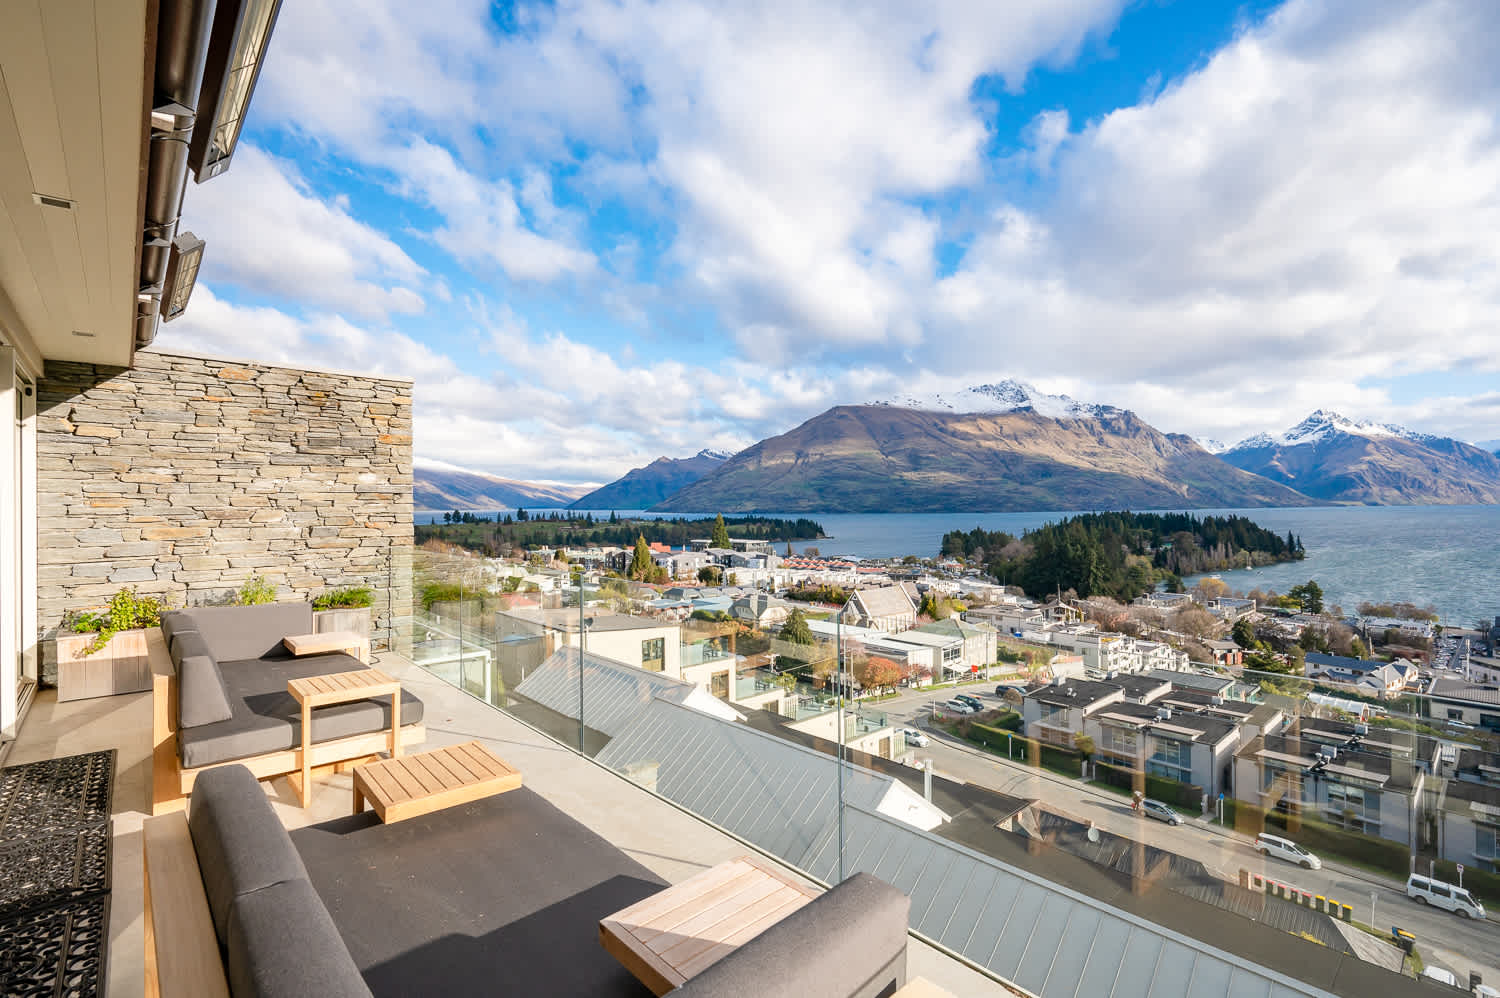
[629,535,654,581]
[711,514,731,549]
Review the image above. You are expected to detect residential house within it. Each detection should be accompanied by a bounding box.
[496,607,683,679]
[1304,652,1412,697]
[845,584,918,633]
[1087,701,1239,801]
[915,617,998,676]
[729,593,793,630]
[1203,639,1244,667]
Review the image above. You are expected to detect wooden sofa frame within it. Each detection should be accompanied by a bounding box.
[149,629,426,816]
[143,811,230,997]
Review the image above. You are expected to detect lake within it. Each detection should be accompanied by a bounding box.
[417,504,1500,627]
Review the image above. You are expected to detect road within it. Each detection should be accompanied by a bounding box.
[880,684,1500,986]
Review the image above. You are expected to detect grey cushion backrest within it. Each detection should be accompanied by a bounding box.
[181,603,315,662]
[671,872,910,998]
[172,631,234,728]
[227,877,372,998]
[160,609,198,653]
[188,764,311,945]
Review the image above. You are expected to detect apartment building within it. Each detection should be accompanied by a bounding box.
[1234,718,1435,846]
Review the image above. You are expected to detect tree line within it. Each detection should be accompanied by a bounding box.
[415,513,824,558]
[940,511,1304,602]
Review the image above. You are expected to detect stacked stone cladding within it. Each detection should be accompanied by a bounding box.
[35,350,413,680]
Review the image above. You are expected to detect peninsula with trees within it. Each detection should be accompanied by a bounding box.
[940,511,1304,601]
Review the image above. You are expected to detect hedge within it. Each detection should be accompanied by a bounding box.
[960,725,1083,777]
[1093,761,1204,810]
[1429,858,1500,903]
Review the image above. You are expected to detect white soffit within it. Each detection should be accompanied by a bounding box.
[0,0,149,370]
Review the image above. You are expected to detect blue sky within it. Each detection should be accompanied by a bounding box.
[162,0,1500,483]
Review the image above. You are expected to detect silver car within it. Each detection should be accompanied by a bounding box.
[1139,799,1183,825]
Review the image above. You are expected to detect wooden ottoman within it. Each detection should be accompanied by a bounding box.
[352,740,521,824]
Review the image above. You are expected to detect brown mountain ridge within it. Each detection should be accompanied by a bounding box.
[655,405,1313,513]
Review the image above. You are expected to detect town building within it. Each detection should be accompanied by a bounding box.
[844,584,918,633]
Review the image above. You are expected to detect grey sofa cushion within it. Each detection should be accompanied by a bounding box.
[173,631,234,728]
[227,877,372,998]
[174,602,315,663]
[188,765,310,945]
[160,609,199,653]
[671,873,909,998]
[178,654,424,769]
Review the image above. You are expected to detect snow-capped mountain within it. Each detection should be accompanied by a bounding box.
[1225,410,1437,453]
[1220,411,1500,505]
[1193,436,1230,454]
[570,449,733,510]
[696,448,736,461]
[875,379,1118,420]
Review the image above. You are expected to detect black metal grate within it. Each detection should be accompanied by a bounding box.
[0,751,115,998]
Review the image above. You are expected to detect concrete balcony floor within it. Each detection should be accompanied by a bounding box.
[7,650,1007,997]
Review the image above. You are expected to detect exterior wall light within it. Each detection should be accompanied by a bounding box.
[161,232,206,322]
[188,0,284,182]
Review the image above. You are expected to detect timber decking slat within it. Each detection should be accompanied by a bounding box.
[452,741,505,779]
[599,855,822,995]
[352,740,521,824]
[612,862,759,937]
[672,892,814,979]
[647,877,788,957]
[633,869,771,946]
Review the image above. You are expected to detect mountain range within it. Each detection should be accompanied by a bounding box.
[413,458,591,511]
[569,449,731,510]
[656,383,1311,513]
[414,382,1500,514]
[1217,410,1500,504]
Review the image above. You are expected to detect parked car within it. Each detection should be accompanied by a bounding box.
[901,727,930,747]
[941,699,974,715]
[1406,874,1486,919]
[1139,799,1183,825]
[1254,833,1322,870]
[955,694,984,711]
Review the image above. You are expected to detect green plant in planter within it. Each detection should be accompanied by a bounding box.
[235,575,278,606]
[61,588,167,656]
[312,586,373,610]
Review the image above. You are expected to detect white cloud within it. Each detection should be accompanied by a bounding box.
[214,0,1500,469]
[183,146,426,318]
[924,0,1500,442]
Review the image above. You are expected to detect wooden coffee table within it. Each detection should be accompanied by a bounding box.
[352,740,521,823]
[282,630,370,664]
[599,854,821,995]
[286,669,401,807]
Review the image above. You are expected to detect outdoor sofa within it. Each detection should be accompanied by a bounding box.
[150,602,426,815]
[143,763,914,997]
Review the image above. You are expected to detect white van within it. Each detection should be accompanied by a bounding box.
[1406,874,1486,919]
[1254,833,1322,870]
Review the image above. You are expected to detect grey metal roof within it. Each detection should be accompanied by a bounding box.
[804,806,1331,998]
[513,648,700,737]
[596,700,1333,997]
[595,699,905,863]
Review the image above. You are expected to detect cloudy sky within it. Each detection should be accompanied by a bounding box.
[159,0,1500,483]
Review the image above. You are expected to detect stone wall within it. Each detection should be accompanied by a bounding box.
[36,350,413,680]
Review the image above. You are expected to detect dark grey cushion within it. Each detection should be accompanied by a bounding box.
[174,632,234,728]
[174,603,315,662]
[671,873,909,998]
[178,654,424,769]
[227,877,372,998]
[160,610,198,654]
[188,765,310,945]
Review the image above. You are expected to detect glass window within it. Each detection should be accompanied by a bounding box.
[641,637,665,672]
